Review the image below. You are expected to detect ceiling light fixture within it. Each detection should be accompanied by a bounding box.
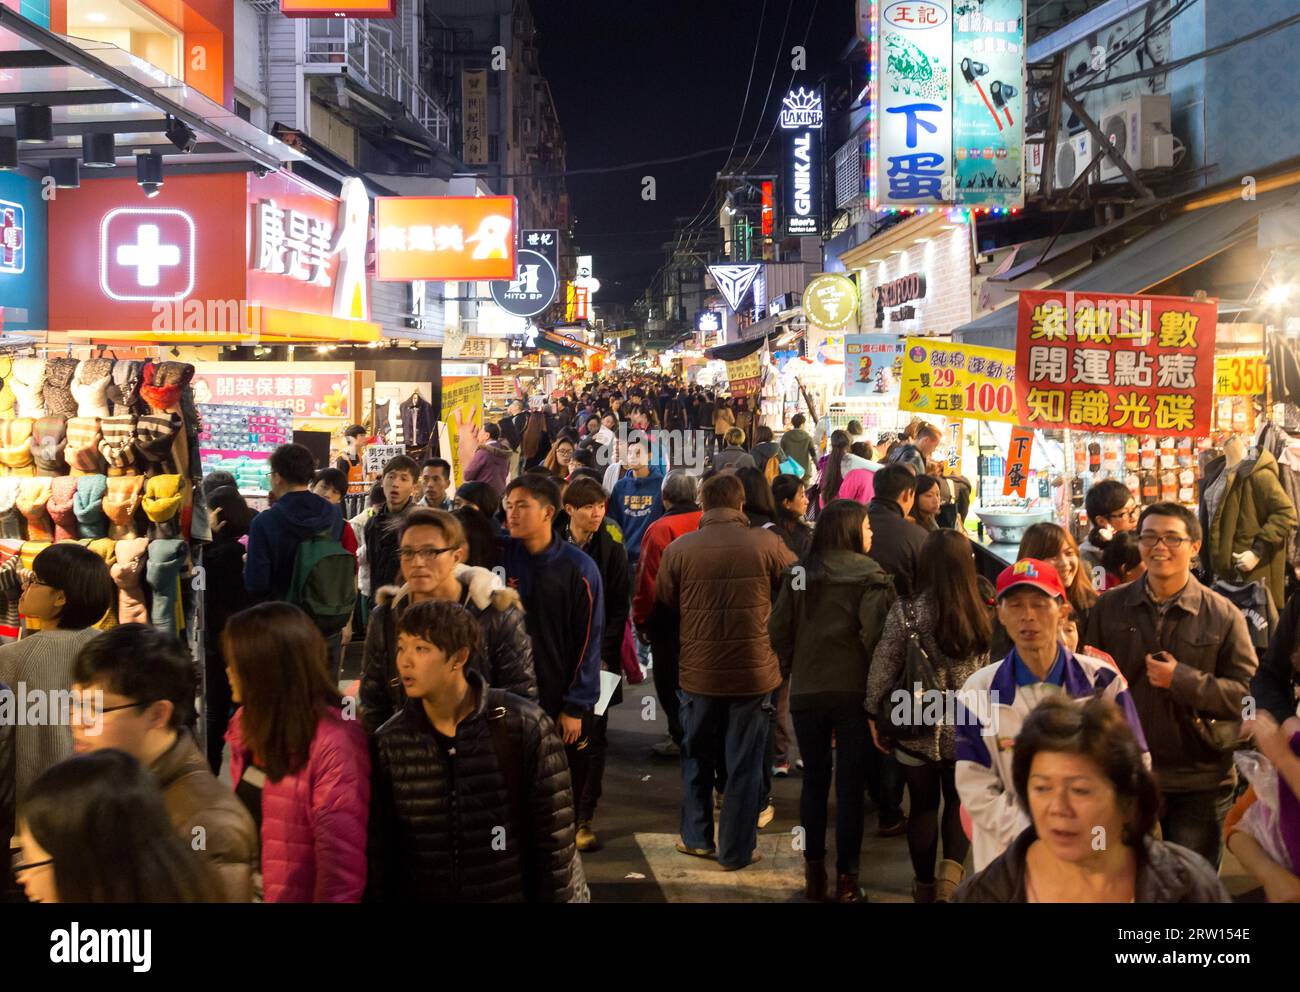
[135,150,164,198]
[0,137,17,171]
[49,157,79,189]
[164,116,197,154]
[82,131,116,167]
[15,105,52,144]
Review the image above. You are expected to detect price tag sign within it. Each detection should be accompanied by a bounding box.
[1214,354,1267,396]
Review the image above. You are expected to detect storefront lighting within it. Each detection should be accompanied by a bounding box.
[135,151,164,198]
[164,116,197,154]
[49,157,79,189]
[15,105,52,144]
[1262,283,1294,309]
[82,132,116,168]
[0,137,17,171]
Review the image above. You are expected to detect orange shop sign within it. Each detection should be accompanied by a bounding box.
[374,196,517,282]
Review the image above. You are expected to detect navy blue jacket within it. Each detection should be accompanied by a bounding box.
[244,490,344,600]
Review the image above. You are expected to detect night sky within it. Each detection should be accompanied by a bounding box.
[531,0,852,307]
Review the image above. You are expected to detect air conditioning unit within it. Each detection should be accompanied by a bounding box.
[1055,130,1099,190]
[1098,94,1174,181]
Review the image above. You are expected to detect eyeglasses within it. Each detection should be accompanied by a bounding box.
[1138,534,1191,549]
[1106,506,1140,522]
[11,852,52,874]
[72,699,148,722]
[398,546,456,563]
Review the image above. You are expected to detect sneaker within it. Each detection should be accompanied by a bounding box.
[877,816,908,838]
[757,803,776,829]
[675,838,717,859]
[795,759,804,771]
[772,760,791,777]
[651,737,681,759]
[576,822,599,852]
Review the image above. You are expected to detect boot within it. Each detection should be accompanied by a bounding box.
[804,858,828,902]
[912,879,937,904]
[834,873,866,903]
[936,859,965,902]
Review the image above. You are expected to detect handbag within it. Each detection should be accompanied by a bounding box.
[881,600,941,738]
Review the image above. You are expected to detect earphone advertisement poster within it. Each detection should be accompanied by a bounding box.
[952,0,1026,210]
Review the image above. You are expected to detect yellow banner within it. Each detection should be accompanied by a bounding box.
[1214,354,1267,396]
[441,376,482,486]
[899,337,1019,424]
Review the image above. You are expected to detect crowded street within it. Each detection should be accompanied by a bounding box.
[0,0,1297,978]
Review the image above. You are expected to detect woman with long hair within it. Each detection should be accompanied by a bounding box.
[910,475,942,531]
[520,409,551,472]
[769,499,894,903]
[542,432,577,479]
[866,528,991,902]
[771,474,813,561]
[223,602,370,902]
[15,749,221,902]
[736,466,777,529]
[1019,522,1098,631]
[818,430,877,508]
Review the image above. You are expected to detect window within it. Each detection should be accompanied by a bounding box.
[235,99,252,123]
[834,136,865,209]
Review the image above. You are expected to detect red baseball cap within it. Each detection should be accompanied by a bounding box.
[996,558,1066,601]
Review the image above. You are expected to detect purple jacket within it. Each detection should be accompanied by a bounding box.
[464,441,511,499]
[227,706,370,903]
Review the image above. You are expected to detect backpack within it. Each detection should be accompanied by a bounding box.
[287,529,358,636]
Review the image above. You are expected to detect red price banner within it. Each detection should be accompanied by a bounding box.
[1214,354,1267,397]
[1015,290,1217,438]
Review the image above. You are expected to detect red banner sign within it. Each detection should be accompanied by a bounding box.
[1015,290,1217,438]
[1003,427,1033,498]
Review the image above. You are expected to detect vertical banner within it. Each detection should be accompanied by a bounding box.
[780,82,824,237]
[441,376,483,486]
[1003,426,1033,497]
[945,420,964,476]
[1015,290,1218,438]
[875,0,953,207]
[462,70,488,166]
[844,334,904,400]
[952,0,1026,209]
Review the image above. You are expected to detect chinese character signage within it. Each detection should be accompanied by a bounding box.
[441,376,483,486]
[1214,354,1267,397]
[899,336,1018,423]
[780,83,824,237]
[803,273,859,331]
[726,352,764,397]
[191,363,350,419]
[1015,290,1217,438]
[874,1,953,207]
[953,1,1025,210]
[253,199,332,287]
[845,334,904,400]
[375,196,517,281]
[523,229,559,270]
[1003,426,1033,497]
[280,0,396,16]
[462,70,488,165]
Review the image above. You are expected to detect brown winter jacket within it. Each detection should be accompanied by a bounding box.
[655,507,797,697]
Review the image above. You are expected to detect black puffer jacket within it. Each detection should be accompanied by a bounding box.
[366,672,582,902]
[360,567,537,734]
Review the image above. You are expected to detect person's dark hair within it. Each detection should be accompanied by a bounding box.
[31,543,114,630]
[735,466,776,521]
[201,471,236,497]
[570,444,598,470]
[343,424,367,440]
[521,410,547,461]
[662,469,698,507]
[804,499,868,596]
[850,441,873,461]
[846,419,863,436]
[821,429,851,504]
[367,482,386,508]
[220,603,343,782]
[505,472,562,511]
[482,422,501,442]
[916,529,991,659]
[382,454,419,480]
[563,476,608,510]
[1019,522,1098,614]
[1011,695,1160,846]
[397,599,481,662]
[206,484,255,540]
[791,413,806,429]
[22,749,221,902]
[911,474,940,526]
[1084,479,1133,529]
[701,472,744,511]
[1101,530,1143,580]
[269,443,316,486]
[455,481,499,514]
[566,467,604,487]
[1138,501,1202,545]
[420,457,451,477]
[873,464,918,504]
[312,467,348,501]
[454,505,498,570]
[754,424,774,445]
[771,474,811,532]
[916,422,943,443]
[73,624,196,729]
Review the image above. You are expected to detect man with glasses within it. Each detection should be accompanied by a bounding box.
[956,558,1147,871]
[68,624,257,902]
[1079,479,1140,588]
[1084,502,1258,867]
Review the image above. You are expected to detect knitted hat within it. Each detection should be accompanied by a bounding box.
[147,538,187,635]
[103,475,144,537]
[98,414,137,472]
[0,418,34,475]
[15,477,53,542]
[65,417,103,474]
[72,358,114,418]
[0,477,23,540]
[143,474,184,539]
[140,361,194,412]
[107,360,144,416]
[19,540,48,571]
[0,355,14,417]
[83,537,117,566]
[9,357,45,419]
[47,477,79,542]
[73,475,109,539]
[42,357,79,418]
[30,416,68,476]
[133,413,181,475]
[111,536,150,625]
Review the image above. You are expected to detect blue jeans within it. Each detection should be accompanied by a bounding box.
[679,691,768,868]
[1160,785,1235,868]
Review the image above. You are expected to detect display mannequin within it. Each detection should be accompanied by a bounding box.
[1199,431,1299,609]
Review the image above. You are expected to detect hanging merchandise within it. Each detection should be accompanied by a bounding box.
[9,358,44,420]
[42,357,79,418]
[400,390,435,449]
[112,537,150,625]
[73,359,114,418]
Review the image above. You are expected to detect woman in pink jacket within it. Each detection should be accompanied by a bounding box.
[223,602,370,902]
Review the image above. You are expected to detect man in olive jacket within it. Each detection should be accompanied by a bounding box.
[656,473,797,870]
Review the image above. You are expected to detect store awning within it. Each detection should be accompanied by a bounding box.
[0,8,307,176]
[953,184,1298,350]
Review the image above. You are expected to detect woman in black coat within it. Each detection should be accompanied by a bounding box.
[201,485,255,772]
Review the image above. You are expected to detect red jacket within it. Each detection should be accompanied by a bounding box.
[227,706,370,903]
[632,507,702,627]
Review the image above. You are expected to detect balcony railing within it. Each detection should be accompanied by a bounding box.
[305,18,450,149]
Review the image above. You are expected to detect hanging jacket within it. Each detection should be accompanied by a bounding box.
[366,671,580,903]
[227,706,370,903]
[1211,579,1278,657]
[399,395,435,449]
[359,568,538,734]
[1200,449,1298,609]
